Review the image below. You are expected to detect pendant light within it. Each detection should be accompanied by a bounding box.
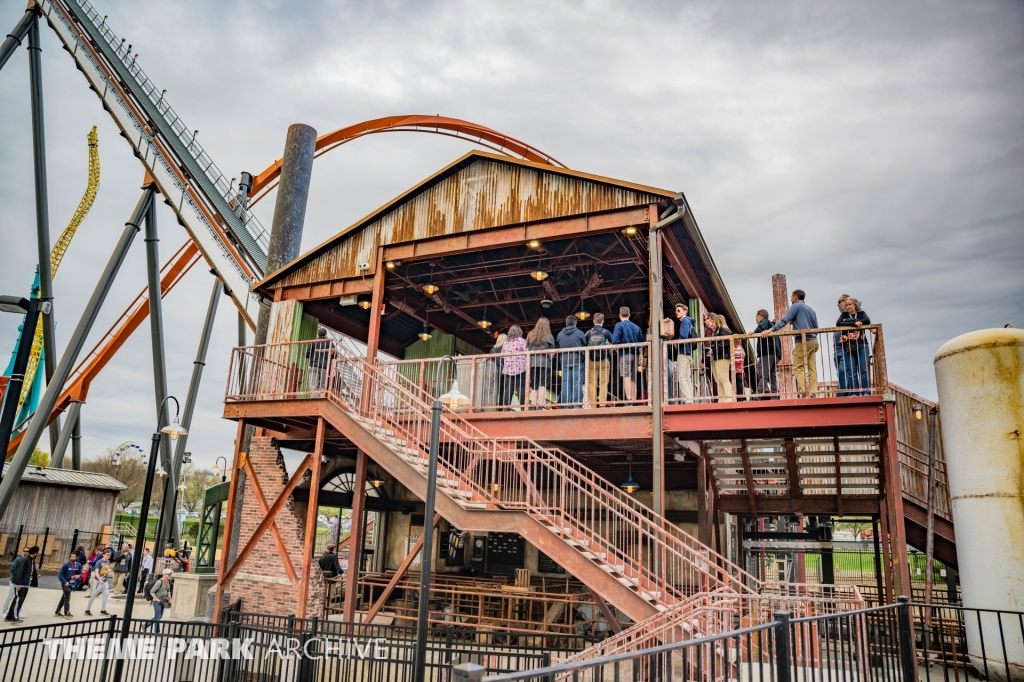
[477,309,492,330]
[423,263,439,295]
[620,454,640,494]
[419,311,433,341]
[576,301,590,321]
[530,260,548,281]
[358,298,371,310]
[368,470,386,489]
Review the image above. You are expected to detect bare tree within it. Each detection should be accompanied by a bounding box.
[83,448,148,511]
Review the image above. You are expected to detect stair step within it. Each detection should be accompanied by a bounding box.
[617,577,638,588]
[641,591,661,601]
[462,502,488,510]
[580,551,607,560]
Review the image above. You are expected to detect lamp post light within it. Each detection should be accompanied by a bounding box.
[0,296,48,464]
[215,455,228,483]
[413,356,468,682]
[112,396,186,682]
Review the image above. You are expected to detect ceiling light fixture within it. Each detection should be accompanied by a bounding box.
[528,238,541,249]
[531,263,548,281]
[419,324,432,342]
[385,260,398,270]
[622,225,638,237]
[576,301,590,321]
[477,309,492,330]
[358,299,371,310]
[423,283,439,296]
[620,454,640,494]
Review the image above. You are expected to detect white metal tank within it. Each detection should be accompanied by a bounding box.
[934,327,1024,682]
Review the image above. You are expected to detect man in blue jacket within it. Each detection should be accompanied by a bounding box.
[556,315,587,407]
[55,552,82,618]
[611,307,645,403]
[673,303,698,403]
[762,289,819,395]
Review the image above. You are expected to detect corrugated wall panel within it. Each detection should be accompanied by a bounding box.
[275,159,663,289]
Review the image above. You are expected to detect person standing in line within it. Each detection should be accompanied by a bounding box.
[318,544,344,578]
[762,290,819,396]
[753,309,780,399]
[733,340,747,400]
[833,294,851,396]
[610,307,645,404]
[673,303,698,404]
[136,547,154,594]
[305,327,335,393]
[525,317,556,408]
[710,315,735,403]
[700,312,718,399]
[484,332,507,410]
[146,569,173,634]
[556,315,587,407]
[837,297,872,395]
[55,552,82,618]
[85,551,113,616]
[585,313,612,407]
[112,542,132,594]
[500,325,529,408]
[3,547,30,623]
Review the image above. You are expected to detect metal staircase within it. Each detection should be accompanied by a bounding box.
[228,340,760,623]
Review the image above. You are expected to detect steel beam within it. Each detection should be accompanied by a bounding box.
[213,420,245,623]
[70,407,81,470]
[649,205,665,516]
[27,12,62,454]
[664,397,887,436]
[342,449,369,624]
[717,496,879,515]
[0,10,32,72]
[49,401,80,469]
[297,418,325,618]
[0,188,154,523]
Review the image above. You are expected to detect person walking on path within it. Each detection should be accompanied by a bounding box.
[754,309,780,399]
[762,289,819,396]
[500,326,529,408]
[837,297,872,395]
[526,317,556,407]
[585,314,612,407]
[556,315,587,407]
[85,553,113,616]
[4,547,32,622]
[112,542,132,594]
[673,304,698,404]
[136,548,154,594]
[146,569,173,634]
[611,307,645,404]
[55,552,82,618]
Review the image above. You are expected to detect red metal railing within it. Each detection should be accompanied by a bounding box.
[226,340,761,612]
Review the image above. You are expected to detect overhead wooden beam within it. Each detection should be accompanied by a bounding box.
[342,450,369,624]
[213,420,246,624]
[739,439,758,516]
[661,230,712,310]
[366,247,387,362]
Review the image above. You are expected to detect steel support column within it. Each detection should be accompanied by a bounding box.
[365,247,386,362]
[0,298,43,463]
[342,449,369,624]
[50,401,81,468]
[0,10,32,72]
[881,402,911,597]
[648,204,665,517]
[212,420,246,623]
[144,194,176,549]
[71,408,81,470]
[27,11,62,453]
[297,417,325,619]
[168,278,223,536]
[0,188,154,523]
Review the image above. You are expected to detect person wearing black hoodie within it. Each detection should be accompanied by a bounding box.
[754,310,781,399]
[557,315,587,407]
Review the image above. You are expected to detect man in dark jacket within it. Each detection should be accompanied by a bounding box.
[318,544,344,578]
[754,310,780,399]
[556,315,587,407]
[113,542,132,594]
[4,546,38,622]
[611,307,645,403]
[55,552,82,618]
[585,314,612,407]
[306,327,336,392]
[673,304,698,403]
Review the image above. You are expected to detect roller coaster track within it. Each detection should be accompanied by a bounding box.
[6,0,561,454]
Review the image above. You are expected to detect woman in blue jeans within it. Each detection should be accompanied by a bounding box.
[146,569,173,633]
[837,297,871,395]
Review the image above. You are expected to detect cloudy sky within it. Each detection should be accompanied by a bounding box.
[1,0,1021,470]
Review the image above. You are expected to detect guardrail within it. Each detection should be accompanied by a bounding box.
[373,325,888,411]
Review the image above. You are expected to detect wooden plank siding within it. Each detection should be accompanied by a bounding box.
[0,482,120,534]
[258,152,670,292]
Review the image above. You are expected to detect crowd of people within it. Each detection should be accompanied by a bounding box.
[470,291,873,408]
[4,539,182,631]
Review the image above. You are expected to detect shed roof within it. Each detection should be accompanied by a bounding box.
[255,150,675,292]
[1,463,127,492]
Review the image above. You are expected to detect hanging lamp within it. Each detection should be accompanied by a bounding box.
[423,263,439,295]
[576,301,590,321]
[530,260,548,281]
[620,455,640,493]
[368,470,386,489]
[477,309,492,330]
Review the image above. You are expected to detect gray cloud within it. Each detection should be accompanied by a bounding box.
[1,0,1021,469]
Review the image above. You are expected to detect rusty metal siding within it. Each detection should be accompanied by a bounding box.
[275,158,663,289]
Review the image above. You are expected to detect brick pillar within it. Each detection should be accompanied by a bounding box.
[232,435,325,617]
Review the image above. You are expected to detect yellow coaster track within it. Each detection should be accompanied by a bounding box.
[16,126,100,415]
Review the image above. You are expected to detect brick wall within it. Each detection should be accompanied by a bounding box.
[229,436,324,617]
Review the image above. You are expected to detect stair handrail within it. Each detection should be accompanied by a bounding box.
[226,340,759,602]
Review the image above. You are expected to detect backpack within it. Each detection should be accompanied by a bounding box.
[587,327,609,347]
[143,574,159,601]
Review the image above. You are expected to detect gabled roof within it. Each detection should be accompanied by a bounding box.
[256,150,674,292]
[2,462,127,492]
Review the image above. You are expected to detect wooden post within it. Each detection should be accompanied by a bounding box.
[881,403,911,597]
[365,247,386,363]
[297,418,325,618]
[697,452,711,545]
[212,420,246,623]
[363,514,441,624]
[771,274,794,397]
[342,449,369,623]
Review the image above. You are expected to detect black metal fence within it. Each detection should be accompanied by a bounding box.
[913,603,1024,682]
[479,601,919,682]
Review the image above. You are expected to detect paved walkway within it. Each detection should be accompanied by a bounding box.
[2,585,163,628]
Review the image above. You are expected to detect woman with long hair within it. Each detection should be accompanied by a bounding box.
[483,332,508,409]
[526,317,555,407]
[837,297,872,395]
[710,314,735,403]
[501,326,528,408]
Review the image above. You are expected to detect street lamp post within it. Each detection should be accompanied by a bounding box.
[413,356,468,682]
[111,396,187,682]
[0,296,48,463]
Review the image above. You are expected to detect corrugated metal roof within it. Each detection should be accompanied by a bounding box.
[256,151,672,292]
[1,463,127,492]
